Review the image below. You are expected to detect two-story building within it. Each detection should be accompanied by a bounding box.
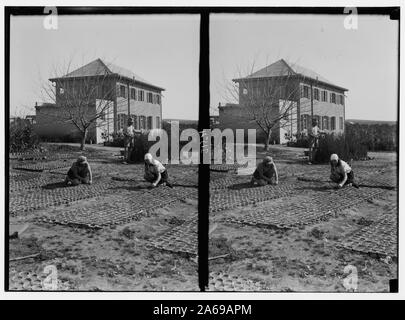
[218,59,347,144]
[35,58,164,143]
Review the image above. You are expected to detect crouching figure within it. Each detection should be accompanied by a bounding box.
[144,153,172,188]
[65,156,93,186]
[251,156,279,186]
[329,153,358,188]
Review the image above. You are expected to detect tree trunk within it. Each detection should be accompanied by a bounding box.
[264,129,272,151]
[80,129,87,151]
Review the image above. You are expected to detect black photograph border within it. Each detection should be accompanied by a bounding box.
[4,5,400,294]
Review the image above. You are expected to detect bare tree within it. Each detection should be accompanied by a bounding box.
[39,58,117,150]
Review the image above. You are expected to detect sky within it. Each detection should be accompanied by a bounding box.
[10,15,200,120]
[210,14,399,121]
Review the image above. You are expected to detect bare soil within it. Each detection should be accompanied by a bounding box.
[209,149,397,292]
[9,144,198,291]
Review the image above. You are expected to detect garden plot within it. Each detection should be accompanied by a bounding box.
[339,212,397,258]
[111,165,198,187]
[207,272,264,291]
[8,145,199,291]
[222,187,386,229]
[9,179,118,215]
[210,163,248,173]
[38,199,144,229]
[37,184,198,229]
[150,218,197,256]
[10,174,62,193]
[210,175,252,190]
[12,160,74,172]
[9,170,41,181]
[9,171,24,178]
[209,149,397,292]
[9,268,72,291]
[297,175,396,190]
[209,181,298,213]
[10,152,73,161]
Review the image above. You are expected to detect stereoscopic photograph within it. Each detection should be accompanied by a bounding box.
[208,13,398,292]
[7,12,200,291]
[5,6,400,295]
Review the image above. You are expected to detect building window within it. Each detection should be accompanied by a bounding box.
[147,116,153,129]
[322,116,329,130]
[154,94,160,105]
[321,90,328,102]
[300,115,306,130]
[139,116,146,129]
[302,85,310,98]
[130,88,136,100]
[134,115,139,129]
[156,116,160,128]
[128,114,137,129]
[117,113,127,131]
[119,85,126,98]
[338,95,344,105]
[301,114,311,130]
[339,117,344,130]
[313,88,319,101]
[330,92,336,104]
[330,116,336,130]
[147,92,153,103]
[138,90,144,101]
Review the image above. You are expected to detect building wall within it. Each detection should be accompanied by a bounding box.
[233,77,301,143]
[39,75,163,143]
[219,77,346,144]
[298,82,345,134]
[238,77,300,107]
[35,104,99,142]
[218,105,280,144]
[279,100,298,144]
[115,81,162,131]
[95,99,115,143]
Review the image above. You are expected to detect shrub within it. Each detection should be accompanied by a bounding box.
[104,132,125,147]
[287,138,309,148]
[314,133,368,163]
[345,122,397,152]
[285,132,310,148]
[129,133,155,163]
[38,134,80,143]
[9,120,40,153]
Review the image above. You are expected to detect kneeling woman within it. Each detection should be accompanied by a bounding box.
[144,153,172,188]
[65,156,93,186]
[251,156,279,186]
[329,153,358,188]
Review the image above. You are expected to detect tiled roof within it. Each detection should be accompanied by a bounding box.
[50,58,164,91]
[235,59,347,91]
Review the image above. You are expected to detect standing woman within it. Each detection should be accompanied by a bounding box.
[308,118,323,164]
[123,117,136,164]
